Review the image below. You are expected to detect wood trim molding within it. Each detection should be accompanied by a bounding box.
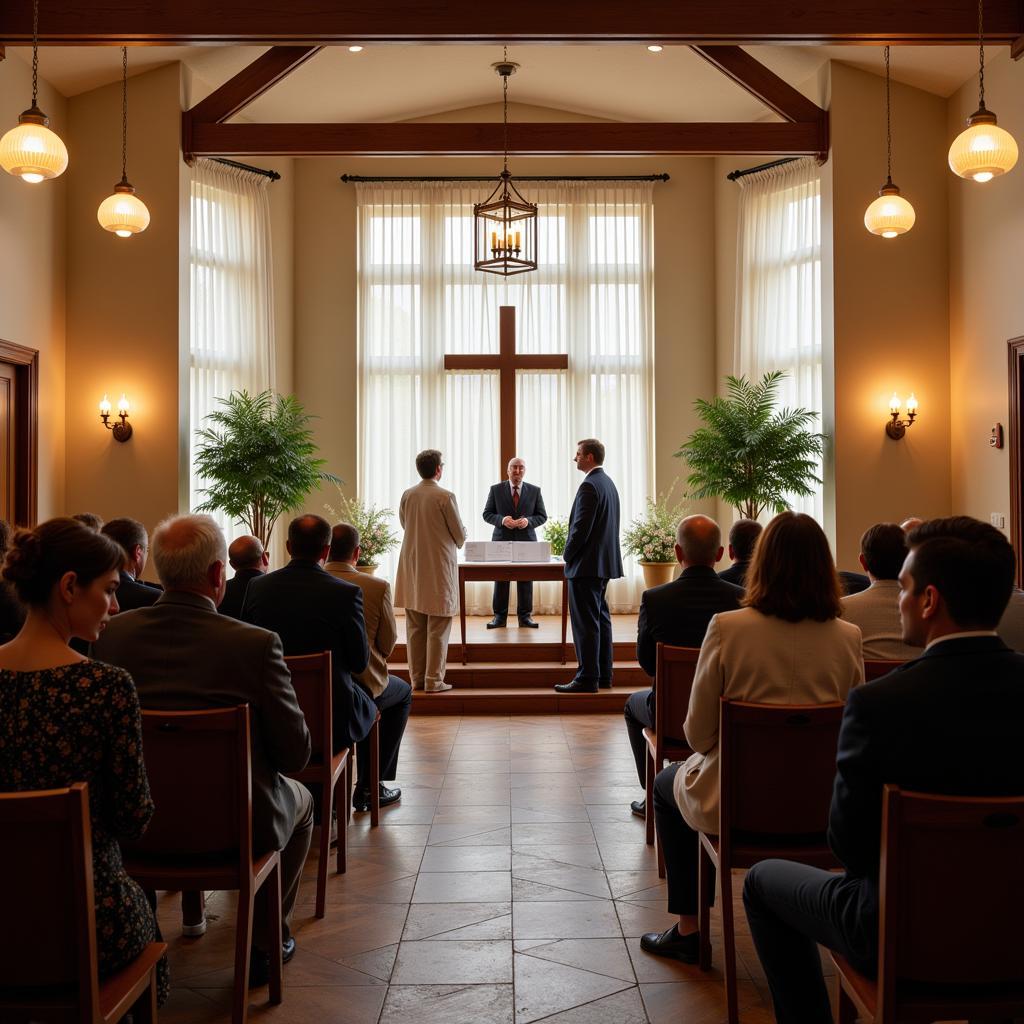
[1008,337,1024,587]
[0,339,38,527]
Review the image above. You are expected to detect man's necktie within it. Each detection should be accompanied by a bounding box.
[512,486,520,511]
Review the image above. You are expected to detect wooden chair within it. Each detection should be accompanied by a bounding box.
[283,652,351,918]
[698,699,845,1024]
[121,706,282,1024]
[864,658,905,681]
[833,785,1024,1024]
[0,782,166,1023]
[641,643,700,878]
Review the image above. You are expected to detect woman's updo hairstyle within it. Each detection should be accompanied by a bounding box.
[2,517,125,606]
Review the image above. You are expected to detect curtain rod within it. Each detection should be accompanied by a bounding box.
[213,158,281,182]
[726,157,797,182]
[340,173,669,183]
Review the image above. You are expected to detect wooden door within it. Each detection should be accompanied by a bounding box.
[1009,337,1024,587]
[0,340,38,527]
[0,362,16,524]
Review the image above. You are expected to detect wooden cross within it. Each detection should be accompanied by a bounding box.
[443,306,569,477]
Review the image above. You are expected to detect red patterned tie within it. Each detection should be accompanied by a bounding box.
[512,486,519,511]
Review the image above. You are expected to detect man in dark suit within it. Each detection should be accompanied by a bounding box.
[742,516,1024,1024]
[242,515,392,810]
[482,455,548,628]
[101,517,161,611]
[717,518,762,588]
[93,513,312,983]
[555,438,624,694]
[625,515,743,817]
[219,534,269,620]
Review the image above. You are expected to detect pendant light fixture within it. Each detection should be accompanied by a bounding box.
[864,46,916,239]
[948,0,1018,182]
[97,47,150,238]
[0,0,68,184]
[474,48,538,276]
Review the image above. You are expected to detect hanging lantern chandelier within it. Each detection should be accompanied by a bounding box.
[474,49,538,276]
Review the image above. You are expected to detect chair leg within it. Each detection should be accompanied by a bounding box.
[370,718,381,827]
[335,761,348,876]
[348,744,356,825]
[644,750,655,847]
[129,972,158,1024]
[233,888,255,1024]
[315,773,331,919]
[698,841,714,972]
[720,866,739,1024]
[837,981,857,1024]
[266,861,283,1006]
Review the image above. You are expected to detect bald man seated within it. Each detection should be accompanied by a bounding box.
[219,535,270,620]
[624,515,743,818]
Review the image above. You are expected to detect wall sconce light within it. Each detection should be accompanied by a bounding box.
[99,393,133,442]
[886,392,918,440]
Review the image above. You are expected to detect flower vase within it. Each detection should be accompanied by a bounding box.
[639,560,676,589]
[355,564,379,576]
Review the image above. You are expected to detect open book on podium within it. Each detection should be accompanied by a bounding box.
[463,541,552,562]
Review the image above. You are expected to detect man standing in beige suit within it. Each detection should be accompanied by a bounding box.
[394,449,468,692]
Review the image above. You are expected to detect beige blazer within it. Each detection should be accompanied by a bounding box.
[674,606,864,835]
[841,580,919,661]
[324,560,397,699]
[394,478,468,617]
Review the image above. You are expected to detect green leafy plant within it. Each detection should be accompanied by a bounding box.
[675,371,825,521]
[622,483,687,563]
[543,518,569,557]
[193,389,338,547]
[324,487,400,566]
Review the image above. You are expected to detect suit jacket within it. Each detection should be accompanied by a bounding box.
[717,561,749,589]
[324,561,397,699]
[840,580,919,661]
[394,479,468,616]
[562,468,623,580]
[482,481,548,542]
[241,560,377,748]
[92,590,311,854]
[675,606,864,835]
[115,570,161,612]
[997,588,1024,651]
[827,635,1024,945]
[219,567,264,621]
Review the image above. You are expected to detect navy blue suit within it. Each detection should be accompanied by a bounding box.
[563,467,623,685]
[242,560,377,750]
[219,567,263,620]
[115,570,161,612]
[482,480,548,618]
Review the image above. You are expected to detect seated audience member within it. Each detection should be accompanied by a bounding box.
[93,514,311,984]
[899,515,924,533]
[641,511,864,963]
[625,515,743,818]
[997,585,1024,651]
[101,517,161,610]
[324,523,411,810]
[838,569,871,595]
[0,518,168,1002]
[717,518,762,588]
[841,522,918,660]
[73,511,104,531]
[219,535,270,620]
[0,518,25,642]
[242,515,381,804]
[742,516,1024,1024]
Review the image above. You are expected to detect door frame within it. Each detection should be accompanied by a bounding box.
[0,339,38,526]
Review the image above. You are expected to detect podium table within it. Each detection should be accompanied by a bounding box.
[458,561,569,664]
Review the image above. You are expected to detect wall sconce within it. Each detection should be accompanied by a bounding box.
[99,393,133,442]
[886,392,918,440]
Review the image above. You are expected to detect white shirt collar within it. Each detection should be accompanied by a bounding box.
[585,466,600,477]
[925,629,999,651]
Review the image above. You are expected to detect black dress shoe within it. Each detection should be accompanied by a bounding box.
[631,799,646,818]
[249,936,296,988]
[554,679,598,693]
[598,680,613,689]
[353,783,402,812]
[486,616,507,629]
[518,617,540,628]
[640,926,700,963]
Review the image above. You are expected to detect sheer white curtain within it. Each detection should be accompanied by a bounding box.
[357,181,654,614]
[189,159,277,553]
[734,158,824,522]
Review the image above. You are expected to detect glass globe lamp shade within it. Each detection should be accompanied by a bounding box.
[0,108,69,183]
[948,110,1018,182]
[97,181,150,238]
[864,182,915,239]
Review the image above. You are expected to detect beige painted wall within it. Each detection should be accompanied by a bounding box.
[948,49,1023,531]
[0,55,67,520]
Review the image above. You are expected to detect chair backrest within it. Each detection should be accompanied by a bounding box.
[863,658,905,681]
[123,705,252,865]
[284,651,333,766]
[654,644,701,746]
[0,782,99,1020]
[878,785,1024,993]
[719,699,845,837]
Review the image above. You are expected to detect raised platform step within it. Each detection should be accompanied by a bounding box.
[390,640,637,665]
[391,660,647,690]
[409,685,643,715]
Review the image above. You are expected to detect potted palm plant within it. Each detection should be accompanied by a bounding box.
[323,487,400,575]
[622,484,687,589]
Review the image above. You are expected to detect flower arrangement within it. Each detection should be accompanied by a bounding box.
[622,484,687,564]
[324,487,400,566]
[543,518,569,558]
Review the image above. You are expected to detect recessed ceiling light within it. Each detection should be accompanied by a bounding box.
[348,45,364,52]
[647,45,663,52]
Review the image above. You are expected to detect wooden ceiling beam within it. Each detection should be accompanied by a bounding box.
[1,0,1021,45]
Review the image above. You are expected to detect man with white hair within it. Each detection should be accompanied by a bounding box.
[93,513,312,988]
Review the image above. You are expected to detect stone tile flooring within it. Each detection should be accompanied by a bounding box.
[156,713,791,1023]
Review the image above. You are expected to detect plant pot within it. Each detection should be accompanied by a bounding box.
[355,564,379,576]
[639,560,676,589]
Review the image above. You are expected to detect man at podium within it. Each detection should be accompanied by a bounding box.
[482,456,548,629]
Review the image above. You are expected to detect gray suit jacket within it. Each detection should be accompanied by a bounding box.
[92,590,311,853]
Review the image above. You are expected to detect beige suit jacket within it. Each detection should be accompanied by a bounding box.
[841,580,919,661]
[324,560,397,698]
[673,606,864,835]
[394,479,468,617]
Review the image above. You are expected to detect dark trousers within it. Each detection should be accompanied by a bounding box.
[356,674,412,789]
[653,763,714,916]
[625,689,654,787]
[568,576,612,684]
[742,861,876,1024]
[491,579,533,620]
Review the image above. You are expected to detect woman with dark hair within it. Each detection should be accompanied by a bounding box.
[0,518,168,1002]
[640,511,864,963]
